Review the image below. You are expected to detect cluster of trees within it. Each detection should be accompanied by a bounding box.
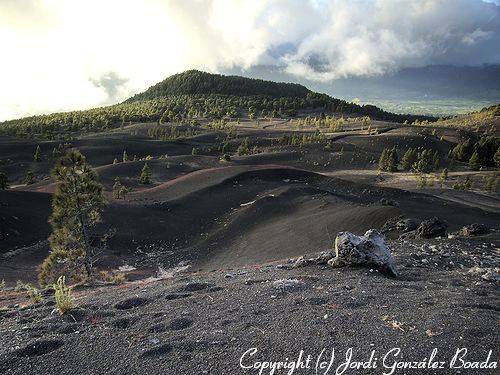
[279,132,326,147]
[450,135,500,170]
[379,147,441,173]
[378,148,399,172]
[294,115,372,132]
[0,71,433,140]
[147,125,202,141]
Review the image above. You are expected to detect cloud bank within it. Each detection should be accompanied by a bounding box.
[0,0,499,120]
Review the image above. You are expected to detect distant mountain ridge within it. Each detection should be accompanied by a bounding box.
[126,70,311,102]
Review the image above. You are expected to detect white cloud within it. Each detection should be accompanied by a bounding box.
[0,0,498,120]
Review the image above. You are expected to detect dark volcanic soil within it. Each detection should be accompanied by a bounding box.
[0,236,499,375]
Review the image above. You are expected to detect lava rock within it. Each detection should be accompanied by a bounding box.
[416,217,448,238]
[396,218,420,232]
[459,223,490,237]
[328,230,397,277]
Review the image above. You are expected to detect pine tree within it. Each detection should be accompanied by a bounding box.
[139,163,151,184]
[112,177,128,199]
[123,150,129,162]
[401,148,417,171]
[0,172,7,190]
[433,150,440,171]
[237,138,250,156]
[25,170,35,185]
[494,147,500,167]
[34,145,41,162]
[378,149,389,172]
[469,150,481,171]
[113,158,118,165]
[387,148,398,172]
[413,149,433,174]
[39,150,106,285]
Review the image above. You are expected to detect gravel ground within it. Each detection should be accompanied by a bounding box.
[1,236,498,375]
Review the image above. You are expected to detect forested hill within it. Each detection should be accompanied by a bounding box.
[125,70,311,101]
[0,70,437,140]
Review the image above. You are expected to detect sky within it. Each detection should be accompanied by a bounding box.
[0,0,499,121]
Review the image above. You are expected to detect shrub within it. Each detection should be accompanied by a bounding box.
[191,147,198,156]
[16,281,43,303]
[439,168,448,187]
[220,153,231,162]
[122,150,129,162]
[99,271,126,284]
[25,170,35,185]
[453,177,473,190]
[0,279,5,290]
[52,276,74,315]
[416,174,427,189]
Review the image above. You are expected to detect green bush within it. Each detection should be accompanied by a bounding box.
[52,276,74,315]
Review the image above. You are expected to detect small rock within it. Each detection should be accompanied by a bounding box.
[379,198,399,207]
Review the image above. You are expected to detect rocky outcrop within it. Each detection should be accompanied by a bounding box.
[328,230,398,277]
[415,217,448,239]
